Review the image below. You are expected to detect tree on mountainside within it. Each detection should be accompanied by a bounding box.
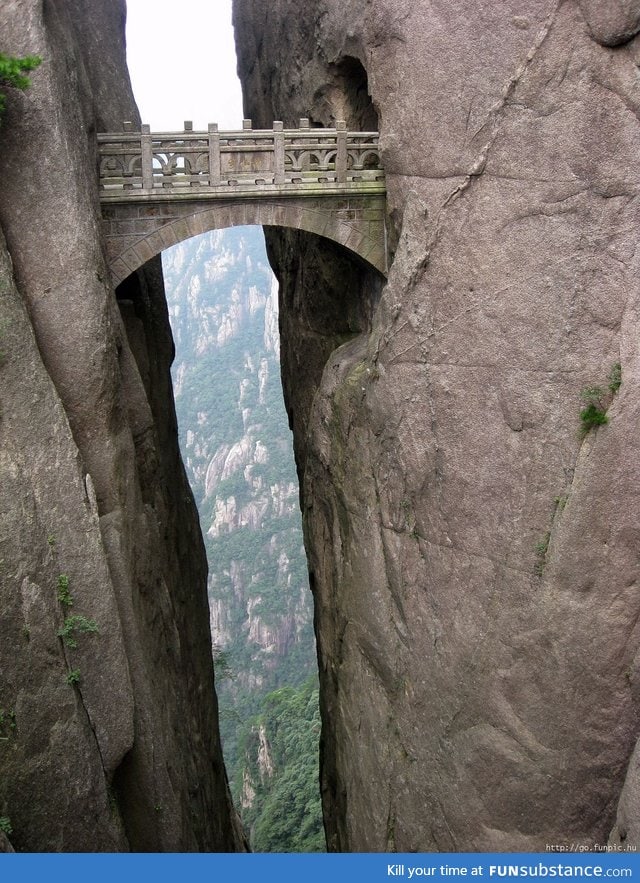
[0,53,41,122]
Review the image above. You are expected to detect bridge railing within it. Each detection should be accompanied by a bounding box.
[97,118,384,195]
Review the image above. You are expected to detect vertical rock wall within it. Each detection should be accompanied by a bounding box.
[0,0,243,851]
[234,0,640,852]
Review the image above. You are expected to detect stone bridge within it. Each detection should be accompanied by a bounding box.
[98,119,387,285]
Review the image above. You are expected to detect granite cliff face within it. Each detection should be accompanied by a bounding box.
[0,0,243,851]
[233,0,640,852]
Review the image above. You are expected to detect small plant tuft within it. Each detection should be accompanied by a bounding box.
[554,495,567,513]
[534,532,551,577]
[608,362,622,394]
[578,365,622,438]
[0,709,16,742]
[66,669,81,686]
[56,574,73,608]
[57,615,98,649]
[0,816,12,835]
[535,533,550,556]
[579,386,608,437]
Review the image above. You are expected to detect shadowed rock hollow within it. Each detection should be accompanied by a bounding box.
[0,0,243,851]
[233,0,640,852]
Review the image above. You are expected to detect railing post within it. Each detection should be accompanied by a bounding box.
[208,123,221,185]
[141,124,153,190]
[273,121,285,185]
[336,120,347,184]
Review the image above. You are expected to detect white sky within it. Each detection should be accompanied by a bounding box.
[125,0,244,131]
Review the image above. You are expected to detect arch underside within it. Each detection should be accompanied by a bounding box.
[105,197,387,286]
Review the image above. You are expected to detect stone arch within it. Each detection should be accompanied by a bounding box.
[106,196,387,286]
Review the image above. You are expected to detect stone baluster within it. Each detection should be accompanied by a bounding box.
[299,118,310,173]
[208,123,221,185]
[273,121,285,185]
[336,120,347,184]
[141,124,153,189]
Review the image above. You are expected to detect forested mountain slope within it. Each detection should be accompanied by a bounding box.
[163,227,323,850]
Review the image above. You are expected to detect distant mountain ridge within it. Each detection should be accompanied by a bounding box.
[162,227,323,849]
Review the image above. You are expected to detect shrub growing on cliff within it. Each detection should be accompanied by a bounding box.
[578,365,623,438]
[56,574,73,608]
[57,614,98,649]
[0,52,42,122]
[608,362,622,394]
[66,668,81,686]
[579,386,608,437]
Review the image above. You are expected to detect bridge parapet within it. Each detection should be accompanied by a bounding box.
[98,118,385,200]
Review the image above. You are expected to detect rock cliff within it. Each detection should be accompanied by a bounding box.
[233,0,640,852]
[0,0,243,851]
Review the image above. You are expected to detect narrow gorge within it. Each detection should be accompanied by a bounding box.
[1,0,640,855]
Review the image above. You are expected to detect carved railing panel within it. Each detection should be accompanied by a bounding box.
[98,118,384,196]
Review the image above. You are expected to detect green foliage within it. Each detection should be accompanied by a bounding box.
[213,646,234,681]
[534,533,550,556]
[0,53,42,121]
[66,668,81,686]
[579,402,608,435]
[56,574,73,608]
[241,678,324,852]
[553,495,567,513]
[578,364,622,437]
[579,386,608,437]
[0,816,12,835]
[534,532,550,577]
[608,362,622,394]
[0,708,16,741]
[57,615,98,649]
